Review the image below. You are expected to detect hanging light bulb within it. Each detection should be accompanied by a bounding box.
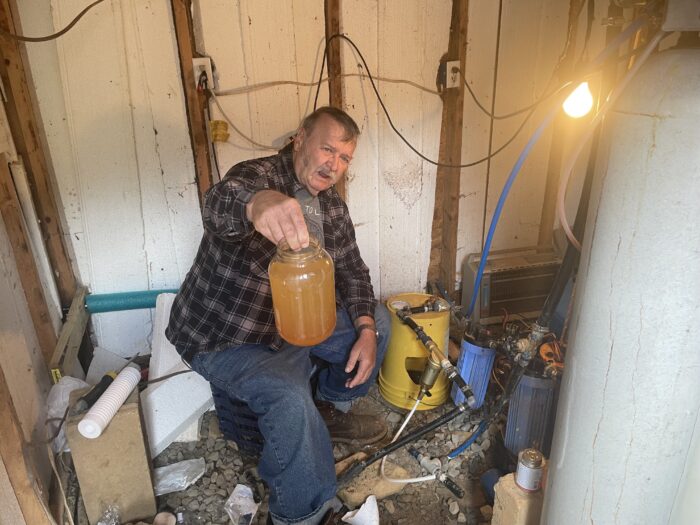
[562,82,594,118]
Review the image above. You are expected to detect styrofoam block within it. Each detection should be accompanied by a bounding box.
[147,293,211,445]
[141,371,214,458]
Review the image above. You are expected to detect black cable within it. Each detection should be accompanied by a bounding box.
[459,69,565,121]
[337,403,468,486]
[145,368,193,385]
[481,0,504,249]
[314,33,550,169]
[0,0,107,43]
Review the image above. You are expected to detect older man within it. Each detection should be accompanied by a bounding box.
[167,107,390,525]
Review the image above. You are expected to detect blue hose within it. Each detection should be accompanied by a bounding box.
[466,111,556,318]
[448,419,488,459]
[465,16,648,319]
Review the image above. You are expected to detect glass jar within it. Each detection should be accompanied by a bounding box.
[268,236,336,346]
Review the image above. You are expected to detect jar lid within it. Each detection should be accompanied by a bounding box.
[520,448,543,468]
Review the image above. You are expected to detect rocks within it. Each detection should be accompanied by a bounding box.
[151,385,503,525]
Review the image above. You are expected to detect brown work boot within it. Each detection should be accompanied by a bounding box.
[315,401,387,445]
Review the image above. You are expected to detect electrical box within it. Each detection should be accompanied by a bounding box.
[461,247,561,325]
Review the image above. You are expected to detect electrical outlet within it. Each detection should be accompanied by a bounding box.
[446,61,460,89]
[192,57,214,90]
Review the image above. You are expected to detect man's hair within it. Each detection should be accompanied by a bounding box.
[300,106,360,142]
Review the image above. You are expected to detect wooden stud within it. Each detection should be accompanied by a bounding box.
[0,367,54,525]
[49,286,88,383]
[324,0,346,200]
[427,0,469,293]
[0,156,57,364]
[0,0,76,308]
[170,0,214,207]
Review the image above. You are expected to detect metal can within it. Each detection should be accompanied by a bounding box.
[515,448,544,492]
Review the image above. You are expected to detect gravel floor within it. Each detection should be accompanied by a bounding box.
[151,385,500,525]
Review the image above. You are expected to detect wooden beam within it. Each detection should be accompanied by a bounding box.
[170,0,214,207]
[0,367,55,525]
[49,286,88,383]
[0,0,76,308]
[324,0,346,200]
[427,0,469,293]
[0,156,57,364]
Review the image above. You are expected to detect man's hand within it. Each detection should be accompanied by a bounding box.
[246,190,309,250]
[345,324,377,389]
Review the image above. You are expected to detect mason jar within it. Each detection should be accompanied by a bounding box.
[268,236,336,346]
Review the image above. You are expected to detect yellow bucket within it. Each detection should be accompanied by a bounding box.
[378,293,450,411]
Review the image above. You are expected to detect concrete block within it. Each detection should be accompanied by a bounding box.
[492,473,543,525]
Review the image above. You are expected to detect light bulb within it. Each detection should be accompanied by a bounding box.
[562,82,593,118]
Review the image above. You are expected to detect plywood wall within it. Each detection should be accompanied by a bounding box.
[17,0,576,354]
[18,0,202,357]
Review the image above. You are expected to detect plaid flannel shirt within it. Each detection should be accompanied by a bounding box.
[166,147,376,356]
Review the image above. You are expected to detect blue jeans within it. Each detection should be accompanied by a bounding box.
[189,305,390,525]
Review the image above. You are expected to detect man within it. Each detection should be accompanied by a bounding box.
[166,107,390,525]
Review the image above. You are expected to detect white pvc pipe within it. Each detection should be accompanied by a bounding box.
[78,365,141,439]
[556,31,667,251]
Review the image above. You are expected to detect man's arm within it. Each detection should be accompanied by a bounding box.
[203,162,308,249]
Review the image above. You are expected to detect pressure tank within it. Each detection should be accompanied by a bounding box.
[542,49,700,524]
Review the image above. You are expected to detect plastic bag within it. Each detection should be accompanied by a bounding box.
[46,376,90,453]
[224,484,260,525]
[153,457,206,496]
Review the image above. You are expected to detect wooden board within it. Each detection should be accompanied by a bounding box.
[0,155,57,363]
[0,0,76,308]
[0,366,54,525]
[49,286,88,382]
[324,0,345,199]
[171,0,214,207]
[428,0,469,292]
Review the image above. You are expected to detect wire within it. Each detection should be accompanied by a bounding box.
[47,446,76,525]
[145,368,193,385]
[458,68,568,120]
[216,73,439,97]
[315,33,554,169]
[209,90,277,151]
[380,396,437,484]
[0,0,107,43]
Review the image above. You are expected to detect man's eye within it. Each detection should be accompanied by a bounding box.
[341,156,351,164]
[322,146,333,152]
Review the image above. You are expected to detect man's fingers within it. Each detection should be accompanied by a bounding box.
[248,191,309,249]
[345,351,359,374]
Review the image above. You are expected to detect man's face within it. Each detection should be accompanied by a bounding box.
[293,115,356,196]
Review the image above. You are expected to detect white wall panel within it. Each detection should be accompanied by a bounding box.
[20,0,201,356]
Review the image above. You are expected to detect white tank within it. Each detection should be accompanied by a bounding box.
[542,49,700,524]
